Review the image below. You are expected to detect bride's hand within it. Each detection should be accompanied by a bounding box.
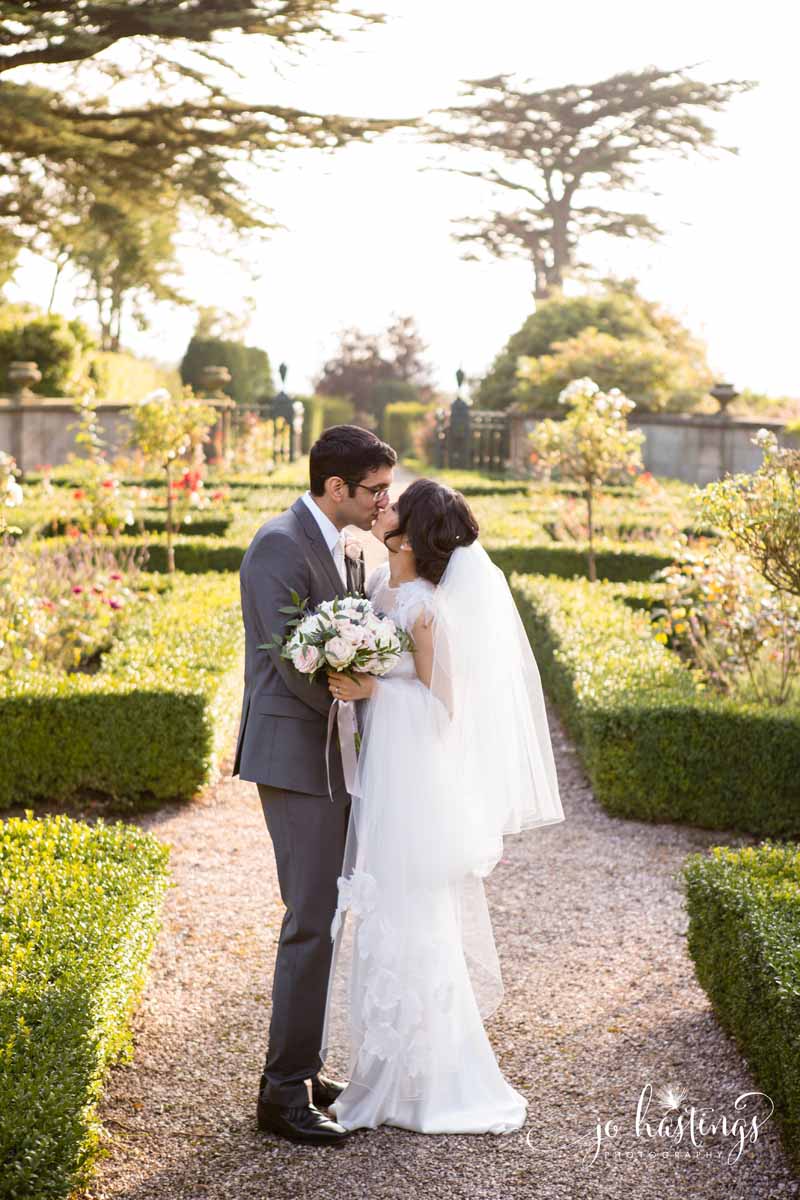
[327,672,376,701]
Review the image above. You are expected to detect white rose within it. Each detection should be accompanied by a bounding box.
[325,636,353,669]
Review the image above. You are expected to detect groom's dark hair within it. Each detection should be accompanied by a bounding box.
[309,425,397,496]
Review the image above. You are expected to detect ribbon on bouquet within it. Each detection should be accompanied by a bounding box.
[325,697,359,803]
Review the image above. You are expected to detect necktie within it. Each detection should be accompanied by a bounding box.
[332,534,347,586]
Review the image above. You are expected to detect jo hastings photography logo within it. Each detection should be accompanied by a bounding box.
[525,1082,776,1165]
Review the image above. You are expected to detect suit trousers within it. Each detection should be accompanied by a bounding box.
[257,781,351,1106]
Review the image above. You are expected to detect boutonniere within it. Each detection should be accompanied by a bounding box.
[344,537,363,563]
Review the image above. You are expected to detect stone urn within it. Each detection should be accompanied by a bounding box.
[709,381,739,419]
[199,364,232,397]
[8,361,42,399]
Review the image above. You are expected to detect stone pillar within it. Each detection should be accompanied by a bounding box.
[506,403,530,474]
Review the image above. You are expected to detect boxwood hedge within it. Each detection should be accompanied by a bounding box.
[0,812,170,1199]
[510,573,800,836]
[0,574,243,809]
[683,842,800,1166]
[490,542,673,582]
[38,533,248,574]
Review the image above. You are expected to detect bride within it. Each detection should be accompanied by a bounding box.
[321,478,564,1134]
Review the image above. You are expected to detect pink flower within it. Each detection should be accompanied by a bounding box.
[344,537,362,562]
[108,597,123,610]
[72,489,85,500]
[101,478,115,489]
[291,643,321,674]
[109,572,122,581]
[72,585,84,595]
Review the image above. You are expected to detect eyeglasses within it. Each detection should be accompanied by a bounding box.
[340,478,391,500]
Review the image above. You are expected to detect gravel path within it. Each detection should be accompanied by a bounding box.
[79,473,799,1200]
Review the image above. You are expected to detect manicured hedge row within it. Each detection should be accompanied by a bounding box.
[489,542,673,582]
[510,573,800,835]
[0,812,170,1200]
[40,533,247,574]
[401,461,530,495]
[607,580,669,611]
[683,842,800,1167]
[39,513,233,538]
[0,574,243,808]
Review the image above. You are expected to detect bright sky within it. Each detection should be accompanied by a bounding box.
[7,0,800,398]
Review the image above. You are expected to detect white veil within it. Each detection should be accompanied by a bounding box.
[319,539,564,1102]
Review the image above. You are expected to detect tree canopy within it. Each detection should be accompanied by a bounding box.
[477,279,713,412]
[315,314,434,417]
[423,65,755,298]
[0,2,409,307]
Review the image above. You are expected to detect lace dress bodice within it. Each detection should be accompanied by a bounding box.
[366,562,437,681]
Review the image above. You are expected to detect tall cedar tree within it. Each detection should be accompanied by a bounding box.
[422,65,755,299]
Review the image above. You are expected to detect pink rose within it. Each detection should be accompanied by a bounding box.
[291,643,321,674]
[344,538,362,562]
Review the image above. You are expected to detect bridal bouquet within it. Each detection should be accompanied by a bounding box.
[259,591,414,684]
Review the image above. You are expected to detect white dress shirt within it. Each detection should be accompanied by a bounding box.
[301,490,346,584]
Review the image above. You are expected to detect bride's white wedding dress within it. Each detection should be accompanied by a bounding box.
[320,546,564,1136]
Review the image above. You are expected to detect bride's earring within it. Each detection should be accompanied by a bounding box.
[400,542,411,551]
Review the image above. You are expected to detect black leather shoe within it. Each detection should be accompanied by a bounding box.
[311,1073,347,1109]
[257,1096,351,1146]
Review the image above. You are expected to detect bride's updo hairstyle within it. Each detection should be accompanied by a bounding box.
[384,478,479,585]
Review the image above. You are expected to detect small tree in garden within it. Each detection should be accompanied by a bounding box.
[528,377,644,580]
[0,451,23,537]
[697,428,800,599]
[63,390,133,535]
[129,388,216,572]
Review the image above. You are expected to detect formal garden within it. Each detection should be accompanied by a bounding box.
[2,2,800,1193]
[1,368,799,1195]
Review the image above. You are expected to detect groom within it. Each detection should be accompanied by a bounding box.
[234,425,396,1146]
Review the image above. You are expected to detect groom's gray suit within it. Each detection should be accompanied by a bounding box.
[234,495,366,1106]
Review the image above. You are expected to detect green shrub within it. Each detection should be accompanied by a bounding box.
[510,573,800,835]
[179,336,273,406]
[0,573,243,808]
[0,812,170,1199]
[489,542,672,582]
[38,513,232,539]
[683,842,800,1166]
[299,395,355,451]
[401,461,531,494]
[89,350,181,404]
[382,401,430,459]
[38,534,246,574]
[0,306,94,397]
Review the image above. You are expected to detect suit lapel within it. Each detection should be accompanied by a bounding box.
[291,497,347,599]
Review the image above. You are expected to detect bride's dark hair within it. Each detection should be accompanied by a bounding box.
[384,478,479,585]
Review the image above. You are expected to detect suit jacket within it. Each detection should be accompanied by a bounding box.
[233,496,367,794]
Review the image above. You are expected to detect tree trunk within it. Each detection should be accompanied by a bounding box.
[165,461,175,574]
[110,289,123,353]
[586,485,597,582]
[48,255,67,313]
[550,201,571,292]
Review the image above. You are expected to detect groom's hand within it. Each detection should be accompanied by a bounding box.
[327,672,376,701]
